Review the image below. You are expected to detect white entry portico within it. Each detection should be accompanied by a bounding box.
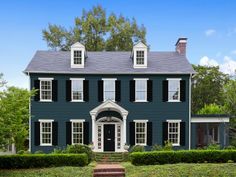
[90,100,128,152]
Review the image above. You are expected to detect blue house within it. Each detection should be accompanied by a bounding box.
[24,38,229,153]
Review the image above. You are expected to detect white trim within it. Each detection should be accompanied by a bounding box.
[191,117,229,123]
[133,120,149,122]
[167,121,180,146]
[166,78,182,81]
[38,77,54,80]
[134,121,147,146]
[102,78,117,81]
[71,42,85,68]
[28,72,31,152]
[133,78,149,80]
[71,79,84,101]
[189,74,192,150]
[39,79,53,102]
[166,119,182,122]
[133,42,148,68]
[38,119,54,122]
[167,100,181,103]
[70,119,85,122]
[71,121,84,145]
[40,121,53,146]
[70,78,85,80]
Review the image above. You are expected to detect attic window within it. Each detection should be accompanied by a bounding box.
[74,50,82,65]
[136,51,144,65]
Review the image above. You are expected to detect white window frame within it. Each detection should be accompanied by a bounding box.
[134,120,148,146]
[133,42,147,68]
[39,78,54,102]
[39,119,54,146]
[167,78,181,102]
[70,78,85,102]
[134,78,148,102]
[70,42,85,68]
[73,50,82,65]
[102,78,117,102]
[167,120,181,146]
[70,119,85,145]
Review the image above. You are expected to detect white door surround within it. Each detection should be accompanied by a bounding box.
[90,100,128,152]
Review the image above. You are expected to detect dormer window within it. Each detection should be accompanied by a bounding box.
[73,50,82,65]
[136,50,144,65]
[71,42,85,68]
[133,42,147,68]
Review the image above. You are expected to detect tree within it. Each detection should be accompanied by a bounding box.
[0,87,35,151]
[0,73,7,88]
[191,65,229,113]
[197,103,225,115]
[223,80,236,146]
[42,5,146,51]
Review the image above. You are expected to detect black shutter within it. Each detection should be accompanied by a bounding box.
[147,80,153,102]
[115,80,121,102]
[52,122,58,146]
[162,80,168,102]
[66,122,72,145]
[98,80,103,102]
[147,122,152,146]
[34,80,40,101]
[52,80,58,102]
[162,122,168,145]
[83,122,89,145]
[130,122,135,146]
[180,80,186,102]
[180,122,186,146]
[34,122,40,146]
[130,80,135,102]
[66,80,71,102]
[83,80,89,102]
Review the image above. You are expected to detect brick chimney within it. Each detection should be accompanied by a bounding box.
[175,38,187,55]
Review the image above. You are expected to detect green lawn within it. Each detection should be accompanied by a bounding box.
[0,162,236,177]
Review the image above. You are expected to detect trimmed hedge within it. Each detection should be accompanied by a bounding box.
[130,150,236,165]
[0,154,88,169]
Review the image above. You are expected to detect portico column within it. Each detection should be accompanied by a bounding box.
[91,114,96,145]
[123,114,127,148]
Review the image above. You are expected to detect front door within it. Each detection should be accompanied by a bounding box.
[104,124,115,151]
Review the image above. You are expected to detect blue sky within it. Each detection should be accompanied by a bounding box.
[0,0,236,88]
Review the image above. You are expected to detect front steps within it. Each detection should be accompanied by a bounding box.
[93,164,125,177]
[94,152,128,163]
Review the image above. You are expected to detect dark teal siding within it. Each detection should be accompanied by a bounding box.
[30,74,190,153]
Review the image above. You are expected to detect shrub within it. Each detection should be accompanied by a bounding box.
[17,150,30,154]
[65,144,93,162]
[129,145,145,153]
[163,141,173,151]
[130,150,236,165]
[34,150,44,154]
[152,144,163,151]
[205,144,220,150]
[0,154,88,169]
[224,145,236,150]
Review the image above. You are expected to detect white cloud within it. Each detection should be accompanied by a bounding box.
[199,56,236,75]
[199,56,218,66]
[205,29,216,37]
[231,50,236,55]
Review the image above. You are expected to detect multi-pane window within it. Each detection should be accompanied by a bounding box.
[40,122,52,145]
[71,79,83,101]
[135,122,147,145]
[72,122,83,144]
[135,80,147,101]
[168,79,180,101]
[168,121,180,146]
[73,50,82,65]
[40,80,52,101]
[97,125,102,149]
[104,79,115,101]
[136,50,144,65]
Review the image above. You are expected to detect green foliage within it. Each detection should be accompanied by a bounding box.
[130,150,236,165]
[0,86,35,152]
[224,145,236,150]
[163,141,173,151]
[129,145,145,153]
[0,154,88,169]
[191,65,229,113]
[0,73,7,87]
[65,144,93,162]
[34,150,44,154]
[204,143,221,150]
[42,5,146,51]
[197,103,225,114]
[152,144,163,151]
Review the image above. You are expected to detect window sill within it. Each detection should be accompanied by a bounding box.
[167,100,181,103]
[172,144,180,147]
[71,100,84,102]
[135,143,147,146]
[134,100,148,103]
[39,100,52,102]
[40,144,52,146]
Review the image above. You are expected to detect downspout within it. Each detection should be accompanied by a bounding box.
[27,72,31,152]
[189,73,192,150]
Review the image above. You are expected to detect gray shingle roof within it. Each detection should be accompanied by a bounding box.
[24,51,195,74]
